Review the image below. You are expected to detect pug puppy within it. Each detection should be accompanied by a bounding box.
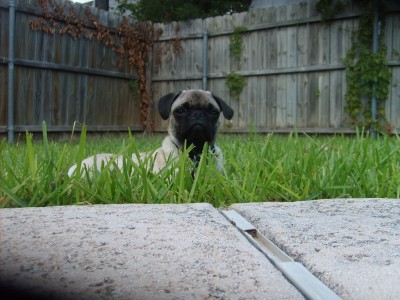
[67,89,234,177]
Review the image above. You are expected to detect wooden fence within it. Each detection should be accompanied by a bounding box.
[152,1,400,133]
[0,0,141,139]
[1,0,400,139]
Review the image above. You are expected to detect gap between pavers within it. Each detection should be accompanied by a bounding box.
[0,203,304,300]
[231,198,400,300]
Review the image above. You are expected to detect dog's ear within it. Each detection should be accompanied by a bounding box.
[158,92,181,120]
[212,94,234,120]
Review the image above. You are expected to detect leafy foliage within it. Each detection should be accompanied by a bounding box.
[317,0,392,133]
[226,72,246,99]
[115,0,251,22]
[230,26,247,60]
[343,9,391,132]
[225,26,247,100]
[316,0,345,21]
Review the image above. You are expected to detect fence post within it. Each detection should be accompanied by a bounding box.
[7,0,16,143]
[371,0,380,138]
[202,28,208,91]
[145,45,153,134]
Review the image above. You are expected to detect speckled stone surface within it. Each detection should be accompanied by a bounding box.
[231,199,400,300]
[0,203,303,299]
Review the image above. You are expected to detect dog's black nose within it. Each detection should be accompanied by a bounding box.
[191,111,203,120]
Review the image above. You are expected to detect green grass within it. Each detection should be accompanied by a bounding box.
[1,125,400,208]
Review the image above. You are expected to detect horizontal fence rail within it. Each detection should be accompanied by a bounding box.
[0,57,138,79]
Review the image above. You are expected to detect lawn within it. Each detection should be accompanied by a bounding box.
[1,125,399,208]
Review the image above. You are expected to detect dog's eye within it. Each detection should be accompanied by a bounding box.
[174,107,187,115]
[210,109,220,116]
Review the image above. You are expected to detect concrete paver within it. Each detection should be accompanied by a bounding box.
[0,203,303,299]
[231,198,400,299]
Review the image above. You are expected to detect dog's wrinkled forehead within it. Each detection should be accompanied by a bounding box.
[171,90,219,111]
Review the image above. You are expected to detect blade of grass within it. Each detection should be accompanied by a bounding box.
[42,121,50,158]
[74,124,87,178]
[25,131,37,178]
[188,143,209,203]
[0,180,28,207]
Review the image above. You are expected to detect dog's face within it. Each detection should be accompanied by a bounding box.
[158,90,234,157]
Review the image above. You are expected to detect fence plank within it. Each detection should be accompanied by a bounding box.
[297,73,309,127]
[386,14,400,131]
[307,73,319,127]
[318,72,330,128]
[276,74,287,128]
[388,67,400,130]
[329,71,343,128]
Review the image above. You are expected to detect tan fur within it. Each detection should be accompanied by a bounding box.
[67,135,223,177]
